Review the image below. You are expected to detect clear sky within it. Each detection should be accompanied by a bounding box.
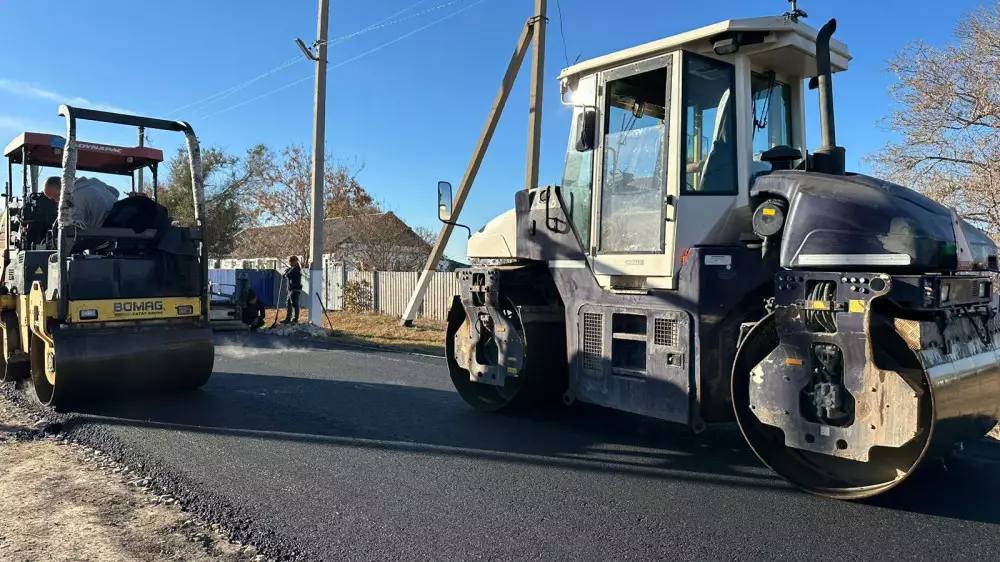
[0,0,983,262]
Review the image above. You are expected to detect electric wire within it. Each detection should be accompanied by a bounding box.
[554,0,570,67]
[147,0,440,139]
[194,0,490,123]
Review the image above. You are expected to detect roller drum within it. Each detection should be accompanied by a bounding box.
[733,275,1000,499]
[33,321,215,409]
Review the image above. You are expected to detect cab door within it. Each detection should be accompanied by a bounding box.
[590,52,681,286]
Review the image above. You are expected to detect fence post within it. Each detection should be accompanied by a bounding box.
[372,270,380,313]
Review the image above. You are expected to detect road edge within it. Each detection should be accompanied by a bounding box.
[0,383,313,562]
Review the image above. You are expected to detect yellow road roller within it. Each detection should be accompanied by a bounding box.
[0,105,214,409]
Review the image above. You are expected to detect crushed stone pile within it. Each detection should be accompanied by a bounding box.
[266,322,331,338]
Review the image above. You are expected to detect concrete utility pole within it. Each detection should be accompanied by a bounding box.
[399,0,547,327]
[298,0,330,327]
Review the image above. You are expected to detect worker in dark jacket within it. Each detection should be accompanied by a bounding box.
[242,289,267,331]
[281,255,303,324]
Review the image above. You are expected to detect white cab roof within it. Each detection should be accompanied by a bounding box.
[557,15,852,82]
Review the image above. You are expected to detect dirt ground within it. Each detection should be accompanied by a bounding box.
[262,308,446,356]
[0,396,265,562]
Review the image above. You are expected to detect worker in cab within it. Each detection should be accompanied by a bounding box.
[281,255,303,324]
[242,289,267,331]
[43,175,119,229]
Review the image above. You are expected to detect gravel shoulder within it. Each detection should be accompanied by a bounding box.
[0,395,265,562]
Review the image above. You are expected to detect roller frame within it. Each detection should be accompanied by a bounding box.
[0,105,214,408]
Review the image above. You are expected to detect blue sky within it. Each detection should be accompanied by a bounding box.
[0,0,983,261]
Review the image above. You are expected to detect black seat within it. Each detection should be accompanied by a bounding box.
[70,196,172,255]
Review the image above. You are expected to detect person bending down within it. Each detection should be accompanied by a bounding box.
[43,175,119,229]
[242,290,267,331]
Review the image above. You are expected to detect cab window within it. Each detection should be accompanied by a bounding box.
[681,54,737,194]
[561,106,595,250]
[751,72,793,167]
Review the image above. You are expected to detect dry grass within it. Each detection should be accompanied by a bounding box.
[0,396,257,562]
[262,308,446,356]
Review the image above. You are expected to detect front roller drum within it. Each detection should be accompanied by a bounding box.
[31,323,215,409]
[733,308,1000,499]
[446,296,567,413]
[732,312,936,500]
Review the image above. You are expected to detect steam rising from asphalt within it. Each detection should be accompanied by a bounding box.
[214,342,313,360]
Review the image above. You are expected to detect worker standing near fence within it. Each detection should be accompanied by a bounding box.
[281,255,303,324]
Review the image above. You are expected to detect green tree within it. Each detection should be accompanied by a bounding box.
[159,144,269,256]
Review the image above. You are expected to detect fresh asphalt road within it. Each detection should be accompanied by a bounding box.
[61,333,1000,561]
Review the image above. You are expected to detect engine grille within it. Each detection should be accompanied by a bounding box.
[654,317,679,347]
[582,312,603,371]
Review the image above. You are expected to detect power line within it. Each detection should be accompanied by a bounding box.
[149,0,436,137]
[329,0,489,69]
[555,0,570,67]
[194,0,491,123]
[196,75,314,122]
[316,0,467,47]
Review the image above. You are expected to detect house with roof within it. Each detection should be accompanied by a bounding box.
[215,211,439,272]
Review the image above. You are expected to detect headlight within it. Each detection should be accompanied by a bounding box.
[176,305,194,315]
[940,283,951,303]
[79,309,98,320]
[979,281,990,298]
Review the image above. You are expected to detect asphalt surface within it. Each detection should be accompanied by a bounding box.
[26,333,1000,561]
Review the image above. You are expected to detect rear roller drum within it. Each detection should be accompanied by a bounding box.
[446,296,566,413]
[0,312,27,383]
[732,312,935,500]
[29,325,215,409]
[29,334,79,409]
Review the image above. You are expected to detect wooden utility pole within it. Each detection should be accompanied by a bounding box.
[137,126,145,193]
[297,0,330,327]
[525,0,546,191]
[400,1,547,326]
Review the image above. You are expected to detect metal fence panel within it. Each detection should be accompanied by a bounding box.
[424,272,460,321]
[209,264,462,321]
[345,270,377,312]
[324,260,345,311]
[377,272,418,317]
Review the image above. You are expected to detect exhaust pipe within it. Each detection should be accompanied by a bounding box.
[811,18,846,175]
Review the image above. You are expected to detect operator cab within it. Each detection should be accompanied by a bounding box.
[3,133,166,251]
[465,13,851,291]
[2,132,180,296]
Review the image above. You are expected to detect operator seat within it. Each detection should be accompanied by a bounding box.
[698,89,736,192]
[68,195,171,255]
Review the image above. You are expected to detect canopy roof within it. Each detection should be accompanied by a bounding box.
[4,133,163,176]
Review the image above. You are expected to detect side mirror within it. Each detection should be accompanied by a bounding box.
[575,108,596,152]
[437,181,454,223]
[434,180,472,239]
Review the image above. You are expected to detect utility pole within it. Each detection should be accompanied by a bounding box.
[399,1,546,326]
[525,0,546,191]
[297,0,330,327]
[137,126,145,194]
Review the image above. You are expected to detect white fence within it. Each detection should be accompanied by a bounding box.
[213,259,462,321]
[320,261,460,321]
